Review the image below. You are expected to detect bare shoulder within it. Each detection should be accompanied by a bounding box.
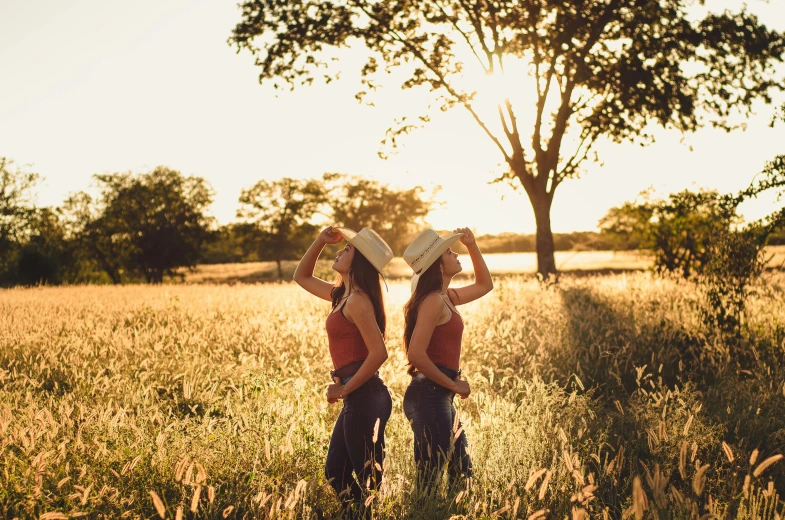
[418,292,444,315]
[345,291,374,313]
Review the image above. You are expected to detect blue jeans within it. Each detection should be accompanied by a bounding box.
[325,374,392,516]
[403,371,472,491]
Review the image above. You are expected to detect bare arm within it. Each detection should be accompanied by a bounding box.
[293,227,342,301]
[407,294,462,392]
[331,293,388,396]
[451,227,493,306]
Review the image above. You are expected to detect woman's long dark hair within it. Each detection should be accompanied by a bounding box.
[403,258,443,374]
[330,249,386,337]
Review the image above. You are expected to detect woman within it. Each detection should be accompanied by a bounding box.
[401,227,493,492]
[293,225,394,517]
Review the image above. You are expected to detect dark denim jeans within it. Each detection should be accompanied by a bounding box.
[325,374,392,517]
[402,371,472,492]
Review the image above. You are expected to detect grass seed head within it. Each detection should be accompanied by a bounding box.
[753,454,783,477]
[149,491,166,519]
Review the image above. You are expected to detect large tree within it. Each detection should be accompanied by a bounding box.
[230,0,785,276]
[327,174,435,254]
[238,177,328,278]
[69,167,214,284]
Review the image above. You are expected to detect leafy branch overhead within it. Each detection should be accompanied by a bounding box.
[230,0,785,276]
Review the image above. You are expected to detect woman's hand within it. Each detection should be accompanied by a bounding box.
[452,376,471,399]
[326,382,343,403]
[319,226,344,245]
[454,227,475,246]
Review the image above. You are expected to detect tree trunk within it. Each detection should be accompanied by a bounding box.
[531,193,557,279]
[276,258,283,279]
[97,258,121,284]
[513,159,558,279]
[108,269,121,285]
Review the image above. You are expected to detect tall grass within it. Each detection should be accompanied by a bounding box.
[1,273,784,518]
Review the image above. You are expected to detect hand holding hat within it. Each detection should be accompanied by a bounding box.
[318,226,344,245]
[454,227,475,246]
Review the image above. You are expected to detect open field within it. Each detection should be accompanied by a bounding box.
[183,246,785,284]
[2,274,785,519]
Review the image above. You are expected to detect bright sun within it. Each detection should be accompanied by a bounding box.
[456,56,539,154]
[458,55,591,168]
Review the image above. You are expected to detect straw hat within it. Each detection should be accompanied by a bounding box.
[403,229,464,292]
[334,227,394,276]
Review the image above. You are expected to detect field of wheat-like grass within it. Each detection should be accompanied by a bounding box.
[2,273,785,519]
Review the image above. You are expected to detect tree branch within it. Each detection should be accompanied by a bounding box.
[553,126,601,190]
[455,0,494,65]
[432,0,490,72]
[354,1,511,162]
[533,51,558,167]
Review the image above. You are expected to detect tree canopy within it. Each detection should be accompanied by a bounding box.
[237,177,328,278]
[73,167,215,284]
[0,157,40,275]
[327,174,436,254]
[230,0,785,277]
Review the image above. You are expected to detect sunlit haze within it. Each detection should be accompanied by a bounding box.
[1,0,783,235]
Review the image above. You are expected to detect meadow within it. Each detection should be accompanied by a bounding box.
[182,247,785,284]
[2,272,785,519]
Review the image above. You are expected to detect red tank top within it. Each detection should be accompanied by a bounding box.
[325,304,368,370]
[426,307,464,370]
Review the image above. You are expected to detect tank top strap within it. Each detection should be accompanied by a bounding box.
[331,290,364,319]
[439,292,459,319]
[339,298,350,320]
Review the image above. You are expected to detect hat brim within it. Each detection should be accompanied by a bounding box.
[334,226,357,242]
[413,233,463,275]
[333,226,388,275]
[410,233,463,293]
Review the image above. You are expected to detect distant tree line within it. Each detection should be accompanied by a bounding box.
[3,154,782,287]
[203,173,436,278]
[0,161,435,286]
[1,161,216,286]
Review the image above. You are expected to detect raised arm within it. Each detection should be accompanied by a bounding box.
[293,226,342,301]
[327,293,389,401]
[450,227,493,306]
[407,294,469,397]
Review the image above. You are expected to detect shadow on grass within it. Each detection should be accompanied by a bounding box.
[557,284,785,510]
[556,284,701,397]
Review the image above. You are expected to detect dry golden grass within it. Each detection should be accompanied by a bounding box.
[2,273,785,518]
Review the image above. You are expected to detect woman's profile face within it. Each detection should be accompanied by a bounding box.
[332,243,355,274]
[441,248,462,277]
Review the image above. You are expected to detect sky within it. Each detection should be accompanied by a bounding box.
[1,0,783,235]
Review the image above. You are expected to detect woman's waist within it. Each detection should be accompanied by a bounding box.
[423,346,461,368]
[411,364,462,381]
[328,342,368,369]
[331,359,366,381]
